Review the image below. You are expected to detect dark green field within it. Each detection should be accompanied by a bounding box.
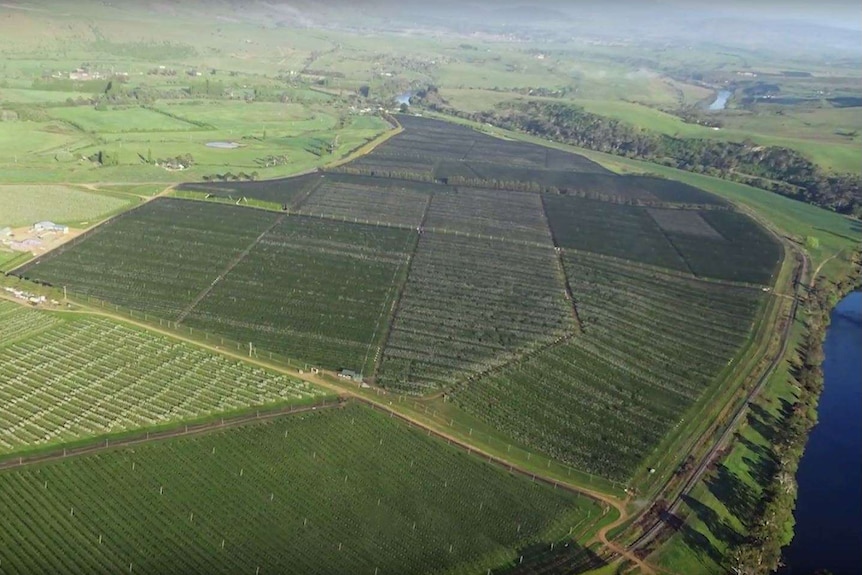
[544,194,781,284]
[0,404,605,575]
[184,216,414,372]
[17,199,279,318]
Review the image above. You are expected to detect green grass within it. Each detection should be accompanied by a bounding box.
[49,106,201,133]
[156,101,337,133]
[0,88,95,103]
[0,251,32,273]
[0,121,87,159]
[0,403,605,575]
[0,184,134,227]
[0,300,326,456]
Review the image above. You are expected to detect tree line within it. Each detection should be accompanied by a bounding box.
[729,252,861,574]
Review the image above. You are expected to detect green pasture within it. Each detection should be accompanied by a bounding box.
[0,87,95,103]
[0,184,133,227]
[0,121,87,158]
[155,101,337,134]
[49,106,201,133]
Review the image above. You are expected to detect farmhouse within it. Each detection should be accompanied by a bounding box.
[68,67,103,81]
[33,221,69,234]
[338,369,364,383]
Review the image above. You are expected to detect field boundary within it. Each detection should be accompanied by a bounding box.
[0,398,347,471]
[369,193,433,381]
[540,193,585,333]
[174,212,286,323]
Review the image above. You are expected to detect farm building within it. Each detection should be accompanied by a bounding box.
[338,369,364,383]
[33,221,69,234]
[0,227,11,237]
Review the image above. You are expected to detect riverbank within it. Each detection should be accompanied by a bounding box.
[780,291,861,574]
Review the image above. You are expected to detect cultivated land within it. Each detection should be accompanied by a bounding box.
[18,116,781,488]
[183,216,414,373]
[2,5,860,572]
[0,404,606,575]
[455,251,765,481]
[378,232,572,392]
[0,300,325,456]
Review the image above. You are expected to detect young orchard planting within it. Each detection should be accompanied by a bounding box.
[545,193,780,284]
[0,309,324,455]
[425,187,552,244]
[18,199,279,319]
[11,115,782,487]
[0,405,604,575]
[298,174,432,227]
[178,173,323,207]
[0,300,63,344]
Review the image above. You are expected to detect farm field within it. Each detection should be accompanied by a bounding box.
[17,199,280,319]
[425,187,551,244]
[0,185,134,228]
[48,106,200,133]
[377,232,572,393]
[544,193,781,284]
[178,173,323,207]
[184,216,414,373]
[0,300,325,456]
[340,114,609,181]
[15,114,784,485]
[0,404,605,575]
[454,250,765,480]
[298,174,434,227]
[543,193,689,272]
[0,95,391,184]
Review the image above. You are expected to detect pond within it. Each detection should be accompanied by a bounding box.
[708,90,732,111]
[205,142,240,149]
[395,91,413,106]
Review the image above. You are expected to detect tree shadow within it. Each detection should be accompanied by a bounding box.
[493,539,606,574]
[705,463,760,530]
[746,402,786,445]
[676,495,743,565]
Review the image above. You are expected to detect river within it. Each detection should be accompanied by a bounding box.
[781,291,862,575]
[708,90,732,111]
